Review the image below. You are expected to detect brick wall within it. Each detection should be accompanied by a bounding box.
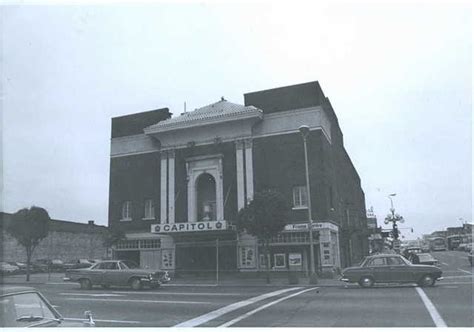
[2,230,108,262]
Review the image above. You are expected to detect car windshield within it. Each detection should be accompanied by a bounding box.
[358,257,369,266]
[120,261,139,269]
[417,254,433,262]
[0,292,58,327]
[400,256,412,265]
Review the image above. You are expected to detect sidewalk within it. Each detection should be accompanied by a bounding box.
[1,272,343,287]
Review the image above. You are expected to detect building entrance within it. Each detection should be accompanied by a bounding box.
[175,240,237,275]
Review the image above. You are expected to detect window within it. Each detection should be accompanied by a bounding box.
[121,201,132,221]
[274,254,286,268]
[293,186,308,208]
[144,199,155,220]
[368,257,386,266]
[387,257,405,266]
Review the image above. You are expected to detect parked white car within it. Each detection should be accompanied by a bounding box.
[0,262,20,275]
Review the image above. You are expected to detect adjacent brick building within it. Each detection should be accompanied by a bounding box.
[109,81,369,275]
[1,212,108,263]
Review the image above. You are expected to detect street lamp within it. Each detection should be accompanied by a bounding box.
[385,193,404,244]
[299,125,317,282]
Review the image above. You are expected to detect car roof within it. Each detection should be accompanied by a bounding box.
[0,285,38,297]
[369,254,402,257]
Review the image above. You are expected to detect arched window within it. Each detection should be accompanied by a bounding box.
[196,173,216,221]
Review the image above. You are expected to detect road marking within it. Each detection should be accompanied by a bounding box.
[219,287,319,327]
[442,275,472,279]
[111,291,242,296]
[65,317,141,324]
[457,268,472,275]
[60,293,124,297]
[174,287,302,327]
[65,298,211,304]
[415,287,447,327]
[163,283,218,287]
[441,262,449,266]
[47,282,76,285]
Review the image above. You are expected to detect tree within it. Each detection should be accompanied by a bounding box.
[102,224,126,257]
[6,206,50,281]
[237,190,289,283]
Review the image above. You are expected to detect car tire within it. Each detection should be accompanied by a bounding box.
[101,284,110,289]
[79,278,92,290]
[418,274,435,287]
[130,278,142,291]
[358,276,374,288]
[150,283,160,289]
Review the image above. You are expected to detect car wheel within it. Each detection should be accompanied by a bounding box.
[418,274,435,287]
[79,279,92,290]
[150,283,160,289]
[130,278,142,290]
[101,284,110,289]
[358,276,374,288]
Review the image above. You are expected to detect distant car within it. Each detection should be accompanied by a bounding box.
[0,262,20,275]
[7,262,27,274]
[409,253,439,266]
[0,285,95,327]
[340,254,443,288]
[64,260,93,270]
[64,260,171,290]
[402,247,422,259]
[421,243,430,253]
[34,259,65,272]
[457,243,468,252]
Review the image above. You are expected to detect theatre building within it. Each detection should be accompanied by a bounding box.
[108,81,368,276]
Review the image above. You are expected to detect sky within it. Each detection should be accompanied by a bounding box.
[2,1,472,240]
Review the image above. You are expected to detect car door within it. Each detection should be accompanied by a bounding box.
[88,263,107,284]
[367,257,389,281]
[386,256,411,282]
[103,262,123,286]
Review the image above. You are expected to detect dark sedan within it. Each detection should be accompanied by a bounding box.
[409,253,439,266]
[64,260,171,290]
[340,254,443,288]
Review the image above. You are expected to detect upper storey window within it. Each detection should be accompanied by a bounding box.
[293,186,308,209]
[121,201,132,221]
[144,199,155,220]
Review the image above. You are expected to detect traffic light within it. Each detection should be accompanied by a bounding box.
[392,224,399,240]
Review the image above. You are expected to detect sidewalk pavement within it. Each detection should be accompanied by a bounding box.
[1,272,343,287]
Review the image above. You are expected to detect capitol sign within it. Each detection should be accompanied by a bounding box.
[151,221,228,234]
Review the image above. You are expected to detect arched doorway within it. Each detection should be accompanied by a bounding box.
[196,173,217,221]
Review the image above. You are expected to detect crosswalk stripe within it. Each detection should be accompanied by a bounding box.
[219,287,319,327]
[415,287,447,327]
[174,287,302,327]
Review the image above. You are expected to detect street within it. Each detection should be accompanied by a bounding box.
[6,251,472,327]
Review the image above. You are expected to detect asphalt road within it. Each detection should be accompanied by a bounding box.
[24,250,474,327]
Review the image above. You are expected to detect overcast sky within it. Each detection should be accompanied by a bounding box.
[2,1,471,240]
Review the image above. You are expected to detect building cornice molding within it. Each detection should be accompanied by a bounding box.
[144,108,263,135]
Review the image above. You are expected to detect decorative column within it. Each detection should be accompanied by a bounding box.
[160,151,168,224]
[235,140,245,210]
[244,138,254,203]
[168,150,175,224]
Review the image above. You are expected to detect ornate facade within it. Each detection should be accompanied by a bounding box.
[108,81,368,275]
